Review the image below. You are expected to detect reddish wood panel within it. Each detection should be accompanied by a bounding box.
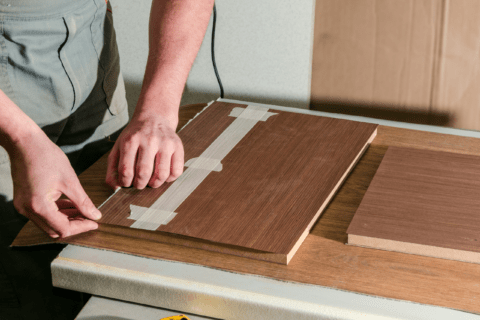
[13,103,480,313]
[98,102,377,256]
[14,143,480,313]
[348,146,480,261]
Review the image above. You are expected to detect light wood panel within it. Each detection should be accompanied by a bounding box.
[348,146,480,263]
[96,102,377,263]
[12,104,480,314]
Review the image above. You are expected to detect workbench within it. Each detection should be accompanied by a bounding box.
[51,99,480,319]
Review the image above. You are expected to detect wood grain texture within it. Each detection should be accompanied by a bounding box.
[97,101,378,259]
[12,103,480,314]
[348,146,480,263]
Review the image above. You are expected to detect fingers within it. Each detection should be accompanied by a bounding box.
[38,212,98,239]
[105,146,120,189]
[58,208,85,218]
[20,181,100,239]
[56,199,76,210]
[62,176,102,221]
[27,213,60,239]
[117,137,138,187]
[22,200,98,239]
[111,120,184,189]
[166,146,184,183]
[148,138,184,187]
[148,150,172,188]
[134,144,157,189]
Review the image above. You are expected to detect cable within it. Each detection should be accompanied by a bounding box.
[211,3,224,98]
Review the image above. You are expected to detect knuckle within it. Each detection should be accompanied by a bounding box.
[164,140,175,151]
[173,135,183,146]
[136,169,151,181]
[118,165,133,179]
[171,167,183,178]
[176,148,185,159]
[78,194,91,210]
[150,171,161,181]
[146,135,160,146]
[24,197,45,215]
[158,169,170,181]
[121,136,136,150]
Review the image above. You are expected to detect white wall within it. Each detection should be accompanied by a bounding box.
[110,0,151,116]
[111,0,315,114]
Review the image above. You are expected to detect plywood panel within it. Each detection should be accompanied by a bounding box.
[348,146,480,263]
[13,143,480,314]
[97,101,377,262]
[13,104,480,313]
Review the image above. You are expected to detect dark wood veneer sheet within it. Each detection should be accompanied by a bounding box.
[98,102,378,260]
[348,146,480,260]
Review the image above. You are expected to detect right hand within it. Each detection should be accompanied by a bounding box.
[10,131,101,238]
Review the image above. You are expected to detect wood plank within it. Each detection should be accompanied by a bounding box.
[95,101,377,263]
[348,146,480,263]
[12,104,480,313]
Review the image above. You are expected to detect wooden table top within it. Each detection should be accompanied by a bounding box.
[19,102,480,314]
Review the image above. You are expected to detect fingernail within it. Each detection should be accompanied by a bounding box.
[92,208,102,220]
[51,234,59,239]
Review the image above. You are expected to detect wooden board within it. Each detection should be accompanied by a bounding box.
[96,101,378,264]
[348,146,480,264]
[13,103,480,314]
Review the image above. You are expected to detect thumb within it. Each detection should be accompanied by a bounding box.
[63,177,102,221]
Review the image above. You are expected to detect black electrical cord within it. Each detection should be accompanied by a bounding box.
[211,3,224,98]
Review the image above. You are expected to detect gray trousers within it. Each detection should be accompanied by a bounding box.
[0,1,129,318]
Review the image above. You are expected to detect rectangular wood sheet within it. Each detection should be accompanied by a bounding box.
[13,124,480,313]
[348,146,480,263]
[99,102,377,262]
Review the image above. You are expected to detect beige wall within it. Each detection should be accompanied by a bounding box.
[311,0,480,131]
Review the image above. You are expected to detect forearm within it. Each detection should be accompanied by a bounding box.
[134,0,214,124]
[0,89,43,155]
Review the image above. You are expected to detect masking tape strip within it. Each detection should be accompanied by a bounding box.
[184,157,222,171]
[128,105,277,230]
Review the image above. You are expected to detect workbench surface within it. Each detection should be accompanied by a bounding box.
[50,99,480,319]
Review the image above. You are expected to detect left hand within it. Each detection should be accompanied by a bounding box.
[105,113,184,190]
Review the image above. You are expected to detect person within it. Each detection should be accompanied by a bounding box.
[0,0,214,318]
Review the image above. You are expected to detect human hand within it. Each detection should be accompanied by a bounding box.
[10,132,101,238]
[105,113,184,190]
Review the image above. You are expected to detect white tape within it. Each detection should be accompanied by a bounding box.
[128,105,277,230]
[184,157,223,171]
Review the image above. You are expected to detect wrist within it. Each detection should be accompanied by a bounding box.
[133,97,180,130]
[0,119,44,155]
[2,126,46,156]
[0,89,46,155]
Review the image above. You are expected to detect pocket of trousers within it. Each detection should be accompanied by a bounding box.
[1,17,75,130]
[90,1,125,116]
[60,14,104,113]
